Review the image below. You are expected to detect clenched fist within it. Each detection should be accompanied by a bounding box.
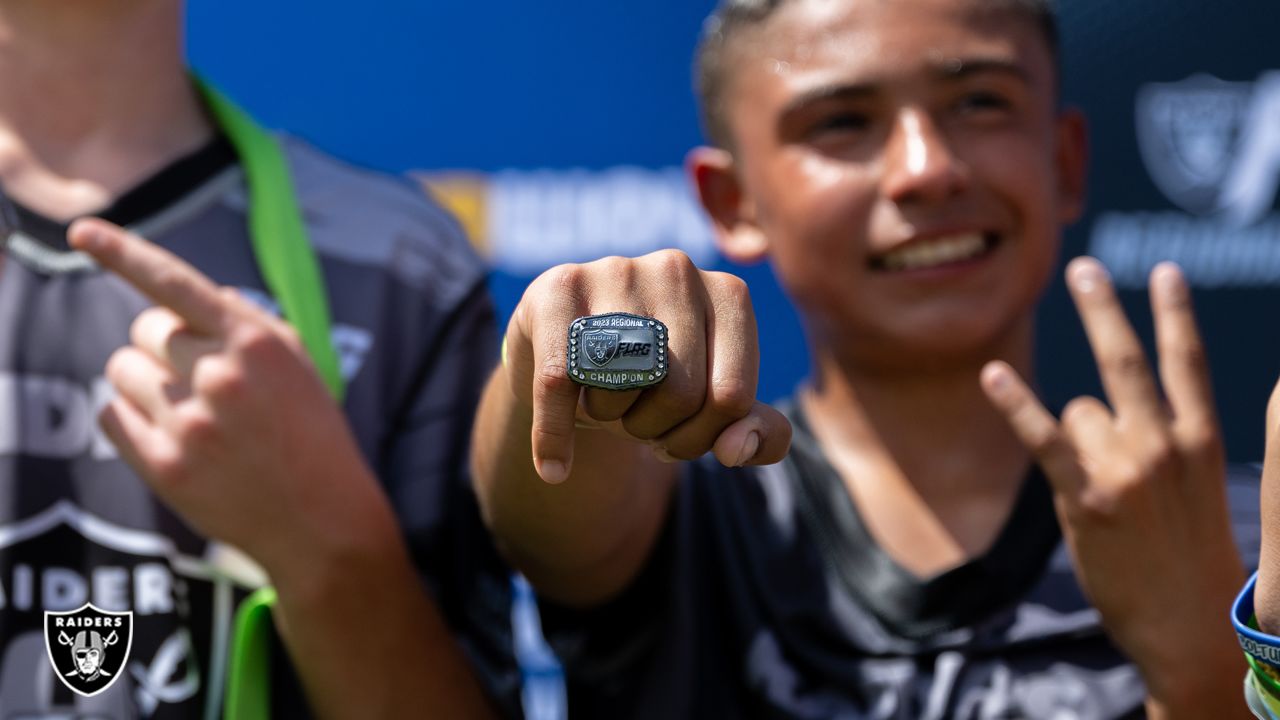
[503,249,792,482]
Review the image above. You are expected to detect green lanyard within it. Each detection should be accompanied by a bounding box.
[194,78,344,720]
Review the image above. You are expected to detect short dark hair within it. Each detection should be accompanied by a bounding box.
[694,0,1060,149]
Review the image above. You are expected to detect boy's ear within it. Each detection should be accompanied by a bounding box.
[687,146,770,264]
[1055,108,1089,225]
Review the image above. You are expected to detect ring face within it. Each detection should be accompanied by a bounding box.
[568,313,668,391]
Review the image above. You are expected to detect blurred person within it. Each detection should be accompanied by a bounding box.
[471,0,1256,717]
[0,1,515,717]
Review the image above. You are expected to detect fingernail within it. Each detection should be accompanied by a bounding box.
[982,363,1009,393]
[1153,262,1186,302]
[735,432,761,467]
[72,224,103,252]
[1070,259,1108,293]
[539,459,568,484]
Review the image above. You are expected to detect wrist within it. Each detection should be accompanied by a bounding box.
[266,505,406,607]
[255,473,405,600]
[1140,600,1248,717]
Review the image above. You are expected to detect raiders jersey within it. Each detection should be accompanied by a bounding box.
[0,135,518,718]
[541,398,1261,719]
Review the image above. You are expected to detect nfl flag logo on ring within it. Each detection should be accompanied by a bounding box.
[568,312,668,391]
[44,603,134,697]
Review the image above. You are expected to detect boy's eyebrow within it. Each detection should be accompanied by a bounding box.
[779,57,1032,117]
[779,83,877,118]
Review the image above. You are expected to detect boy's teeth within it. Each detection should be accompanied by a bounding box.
[881,233,986,271]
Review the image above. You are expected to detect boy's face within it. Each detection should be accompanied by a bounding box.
[697,0,1085,366]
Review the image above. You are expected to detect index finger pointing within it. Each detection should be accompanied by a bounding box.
[69,218,226,335]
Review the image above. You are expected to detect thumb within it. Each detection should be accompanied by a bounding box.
[516,318,580,485]
[711,401,792,467]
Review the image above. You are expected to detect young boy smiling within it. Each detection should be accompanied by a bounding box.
[472,0,1253,716]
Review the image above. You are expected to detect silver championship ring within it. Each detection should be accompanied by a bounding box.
[568,312,668,391]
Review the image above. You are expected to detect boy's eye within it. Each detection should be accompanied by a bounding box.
[808,112,870,137]
[957,91,1013,113]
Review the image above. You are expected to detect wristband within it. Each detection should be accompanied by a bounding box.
[1234,572,1280,702]
[1235,573,1280,667]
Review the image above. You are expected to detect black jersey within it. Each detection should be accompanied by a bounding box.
[0,135,518,718]
[541,399,1260,719]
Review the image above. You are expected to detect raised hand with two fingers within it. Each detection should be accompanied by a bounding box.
[981,257,1246,718]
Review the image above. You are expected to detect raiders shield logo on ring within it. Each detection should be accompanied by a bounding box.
[583,329,621,366]
[44,603,134,697]
[568,312,668,391]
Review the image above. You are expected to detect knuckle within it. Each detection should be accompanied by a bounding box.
[704,272,754,324]
[1172,341,1208,371]
[650,249,697,283]
[1075,487,1119,520]
[1021,420,1060,456]
[148,263,185,300]
[529,264,590,318]
[532,357,575,399]
[103,349,132,384]
[129,307,168,343]
[1107,458,1149,490]
[232,324,286,364]
[706,271,751,307]
[1060,397,1099,427]
[651,385,704,421]
[532,421,573,445]
[275,325,305,356]
[233,323,274,351]
[707,376,755,420]
[147,444,188,487]
[1182,425,1222,458]
[219,286,256,316]
[1102,350,1148,379]
[1142,436,1177,471]
[192,359,246,402]
[540,263,586,297]
[172,403,218,446]
[592,256,636,288]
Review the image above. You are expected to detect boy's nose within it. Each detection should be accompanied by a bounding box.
[881,109,970,204]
